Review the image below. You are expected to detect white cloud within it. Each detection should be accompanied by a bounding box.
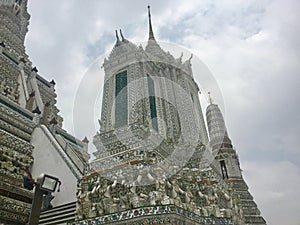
[243,160,300,225]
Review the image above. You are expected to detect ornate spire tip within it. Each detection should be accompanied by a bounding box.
[119,29,125,41]
[208,92,213,104]
[147,5,155,41]
[115,30,120,42]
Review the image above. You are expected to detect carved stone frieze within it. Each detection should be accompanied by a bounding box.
[0,129,34,154]
[75,164,238,221]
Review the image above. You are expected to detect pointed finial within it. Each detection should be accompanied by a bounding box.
[31,67,38,72]
[179,52,183,62]
[50,117,58,125]
[19,57,26,63]
[50,79,56,85]
[208,92,213,104]
[148,5,155,40]
[29,91,35,97]
[32,106,41,115]
[119,29,125,41]
[115,30,120,43]
[82,136,89,144]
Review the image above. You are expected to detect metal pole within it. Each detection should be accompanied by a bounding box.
[28,185,46,225]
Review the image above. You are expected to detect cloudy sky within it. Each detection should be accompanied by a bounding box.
[25,1,300,224]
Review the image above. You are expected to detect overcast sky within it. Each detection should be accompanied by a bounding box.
[25,1,300,224]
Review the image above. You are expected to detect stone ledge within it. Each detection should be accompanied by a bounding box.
[70,205,234,225]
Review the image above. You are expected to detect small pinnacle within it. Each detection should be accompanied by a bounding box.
[115,30,120,43]
[32,106,41,115]
[120,29,125,41]
[50,117,58,125]
[31,67,38,72]
[208,92,213,104]
[82,136,89,144]
[179,52,183,62]
[29,91,35,97]
[19,57,26,63]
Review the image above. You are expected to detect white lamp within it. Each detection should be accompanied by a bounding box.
[40,174,59,192]
[28,174,60,225]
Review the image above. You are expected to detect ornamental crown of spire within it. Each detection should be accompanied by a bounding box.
[103,6,193,76]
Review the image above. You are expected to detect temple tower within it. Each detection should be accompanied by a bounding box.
[0,0,30,55]
[0,1,90,223]
[92,6,208,171]
[0,0,31,107]
[206,101,266,225]
[0,1,35,223]
[74,6,266,225]
[206,102,242,179]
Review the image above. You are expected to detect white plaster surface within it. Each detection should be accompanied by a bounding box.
[31,126,78,206]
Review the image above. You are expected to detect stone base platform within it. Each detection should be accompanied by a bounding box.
[69,205,235,225]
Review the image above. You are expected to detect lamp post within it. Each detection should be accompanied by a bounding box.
[28,174,60,225]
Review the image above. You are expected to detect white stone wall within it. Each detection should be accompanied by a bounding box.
[31,126,78,206]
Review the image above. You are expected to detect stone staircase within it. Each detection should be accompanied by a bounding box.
[230,179,266,225]
[38,201,76,225]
